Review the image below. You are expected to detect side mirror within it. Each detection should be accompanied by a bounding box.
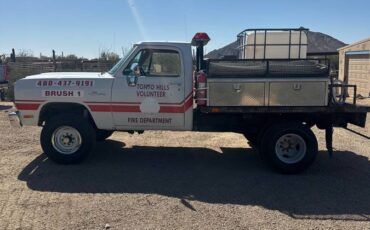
[130,63,141,77]
[123,63,141,76]
[126,63,140,87]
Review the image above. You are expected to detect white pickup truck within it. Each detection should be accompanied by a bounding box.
[9,30,370,173]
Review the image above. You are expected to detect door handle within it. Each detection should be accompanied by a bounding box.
[233,83,241,93]
[293,83,302,91]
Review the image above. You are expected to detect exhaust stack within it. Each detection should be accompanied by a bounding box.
[191,32,210,71]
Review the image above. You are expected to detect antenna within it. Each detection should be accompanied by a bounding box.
[184,15,188,42]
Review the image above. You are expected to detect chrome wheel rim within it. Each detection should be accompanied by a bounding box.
[51,126,82,154]
[275,133,306,164]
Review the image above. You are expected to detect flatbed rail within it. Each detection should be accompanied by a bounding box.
[199,103,370,128]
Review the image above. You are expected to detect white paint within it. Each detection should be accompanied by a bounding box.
[140,98,160,113]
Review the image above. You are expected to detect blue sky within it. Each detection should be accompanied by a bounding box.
[1,0,370,59]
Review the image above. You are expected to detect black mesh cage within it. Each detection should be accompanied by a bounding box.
[207,59,330,78]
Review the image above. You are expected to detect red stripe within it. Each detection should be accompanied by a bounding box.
[15,103,41,110]
[88,93,193,113]
[14,93,193,113]
[84,92,193,106]
[159,95,193,113]
[87,104,111,112]
[87,104,141,112]
[158,92,193,105]
[184,95,194,111]
[111,105,141,112]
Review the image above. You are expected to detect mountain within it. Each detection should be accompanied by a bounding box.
[306,31,347,53]
[205,31,347,59]
[206,41,239,59]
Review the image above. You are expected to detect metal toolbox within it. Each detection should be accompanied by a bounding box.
[207,78,328,107]
[269,80,328,106]
[208,80,265,106]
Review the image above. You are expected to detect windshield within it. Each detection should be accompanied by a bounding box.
[107,46,135,75]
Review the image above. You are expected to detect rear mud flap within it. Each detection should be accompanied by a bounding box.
[325,125,333,158]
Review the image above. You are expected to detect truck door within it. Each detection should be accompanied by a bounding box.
[111,46,192,130]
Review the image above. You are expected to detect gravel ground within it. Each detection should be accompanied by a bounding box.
[0,101,369,230]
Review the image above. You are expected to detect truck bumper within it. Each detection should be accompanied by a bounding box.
[8,111,22,128]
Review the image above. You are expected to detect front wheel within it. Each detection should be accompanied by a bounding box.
[260,123,318,173]
[41,114,96,164]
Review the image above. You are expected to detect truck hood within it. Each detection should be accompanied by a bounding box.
[23,72,112,80]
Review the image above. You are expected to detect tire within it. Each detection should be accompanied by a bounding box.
[96,129,114,141]
[41,114,96,164]
[260,122,318,174]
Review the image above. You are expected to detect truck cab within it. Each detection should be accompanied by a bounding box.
[108,42,194,131]
[12,42,194,131]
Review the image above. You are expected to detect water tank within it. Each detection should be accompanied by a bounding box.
[237,28,308,59]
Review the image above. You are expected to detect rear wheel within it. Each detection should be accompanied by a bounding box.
[260,122,318,173]
[41,114,96,164]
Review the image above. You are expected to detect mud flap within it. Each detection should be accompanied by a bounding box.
[325,125,334,158]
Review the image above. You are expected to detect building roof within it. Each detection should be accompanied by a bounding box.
[338,37,370,51]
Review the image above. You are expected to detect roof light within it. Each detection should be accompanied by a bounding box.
[191,32,210,46]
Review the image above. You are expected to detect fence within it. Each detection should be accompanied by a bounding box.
[7,60,115,74]
[0,65,8,82]
[3,60,116,101]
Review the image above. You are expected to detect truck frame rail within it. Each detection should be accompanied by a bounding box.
[199,103,370,128]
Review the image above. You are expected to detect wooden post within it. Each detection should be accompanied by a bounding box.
[52,50,56,71]
[11,49,16,62]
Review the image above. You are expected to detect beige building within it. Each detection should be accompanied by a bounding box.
[338,38,370,97]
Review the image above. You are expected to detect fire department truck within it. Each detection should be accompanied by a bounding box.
[8,29,370,173]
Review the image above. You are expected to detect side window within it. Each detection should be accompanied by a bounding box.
[123,49,150,75]
[149,51,181,77]
[123,49,181,77]
[141,53,151,73]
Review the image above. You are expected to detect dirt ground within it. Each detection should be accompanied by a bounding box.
[0,101,369,230]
